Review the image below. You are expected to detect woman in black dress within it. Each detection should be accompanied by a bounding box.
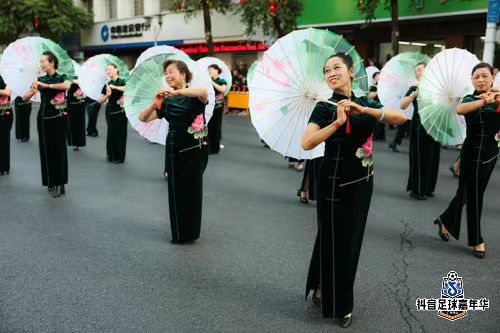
[14,96,31,142]
[139,60,209,244]
[301,53,406,328]
[401,62,441,200]
[22,51,71,197]
[0,75,13,175]
[67,76,86,151]
[99,64,127,163]
[297,157,322,204]
[207,64,227,154]
[368,71,386,141]
[434,63,500,259]
[85,97,100,137]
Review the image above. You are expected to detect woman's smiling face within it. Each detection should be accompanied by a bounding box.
[324,57,354,91]
[472,67,493,93]
[414,64,425,81]
[165,63,185,88]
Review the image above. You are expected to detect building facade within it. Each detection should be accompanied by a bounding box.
[78,0,265,69]
[77,1,496,69]
[298,0,494,66]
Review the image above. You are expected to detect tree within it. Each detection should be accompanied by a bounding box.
[174,0,232,56]
[358,0,399,57]
[237,0,303,39]
[0,0,93,45]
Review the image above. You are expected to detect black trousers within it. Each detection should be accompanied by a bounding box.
[0,112,14,173]
[15,103,31,141]
[86,99,101,136]
[440,155,497,246]
[392,120,410,145]
[208,104,223,154]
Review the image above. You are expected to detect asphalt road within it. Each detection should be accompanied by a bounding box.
[0,107,499,332]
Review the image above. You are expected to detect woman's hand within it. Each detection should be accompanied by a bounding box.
[31,81,39,91]
[37,81,48,89]
[157,87,180,97]
[410,90,418,100]
[495,93,500,105]
[335,100,348,125]
[166,88,182,97]
[337,99,365,115]
[154,88,166,109]
[479,92,497,104]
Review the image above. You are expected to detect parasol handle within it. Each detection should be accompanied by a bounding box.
[310,95,337,106]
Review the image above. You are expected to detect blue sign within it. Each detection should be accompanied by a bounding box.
[101,25,110,42]
[488,0,500,24]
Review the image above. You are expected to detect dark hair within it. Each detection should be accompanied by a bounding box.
[208,64,222,74]
[323,52,354,74]
[107,63,119,75]
[471,62,494,76]
[42,51,58,69]
[372,71,380,79]
[163,60,192,83]
[415,61,427,68]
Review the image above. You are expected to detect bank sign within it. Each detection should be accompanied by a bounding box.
[488,0,500,23]
[100,21,151,42]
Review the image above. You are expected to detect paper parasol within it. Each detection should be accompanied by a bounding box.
[247,59,259,86]
[135,45,186,67]
[417,48,479,145]
[124,53,215,145]
[494,72,500,88]
[366,65,380,87]
[378,52,431,119]
[0,37,74,102]
[248,28,367,159]
[72,60,82,78]
[79,54,130,101]
[197,57,232,96]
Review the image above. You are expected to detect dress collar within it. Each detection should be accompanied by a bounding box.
[331,90,356,100]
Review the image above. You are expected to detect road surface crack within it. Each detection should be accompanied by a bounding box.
[383,218,426,333]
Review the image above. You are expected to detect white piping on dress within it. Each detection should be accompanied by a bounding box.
[328,146,341,316]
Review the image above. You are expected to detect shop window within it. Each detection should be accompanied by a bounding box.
[135,0,144,16]
[109,0,117,19]
[160,0,179,12]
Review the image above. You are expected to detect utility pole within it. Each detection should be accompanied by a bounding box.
[483,0,500,64]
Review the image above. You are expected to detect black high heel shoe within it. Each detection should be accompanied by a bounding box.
[449,165,459,178]
[52,186,63,198]
[336,315,352,328]
[312,288,320,306]
[410,192,426,200]
[297,189,308,204]
[473,247,485,259]
[433,218,450,242]
[60,185,65,195]
[389,142,399,153]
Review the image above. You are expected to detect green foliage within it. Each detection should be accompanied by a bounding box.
[357,0,390,22]
[357,0,422,22]
[172,0,233,18]
[0,0,93,45]
[236,0,303,39]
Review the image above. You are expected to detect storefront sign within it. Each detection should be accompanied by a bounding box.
[178,42,268,54]
[100,21,151,42]
[487,0,499,23]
